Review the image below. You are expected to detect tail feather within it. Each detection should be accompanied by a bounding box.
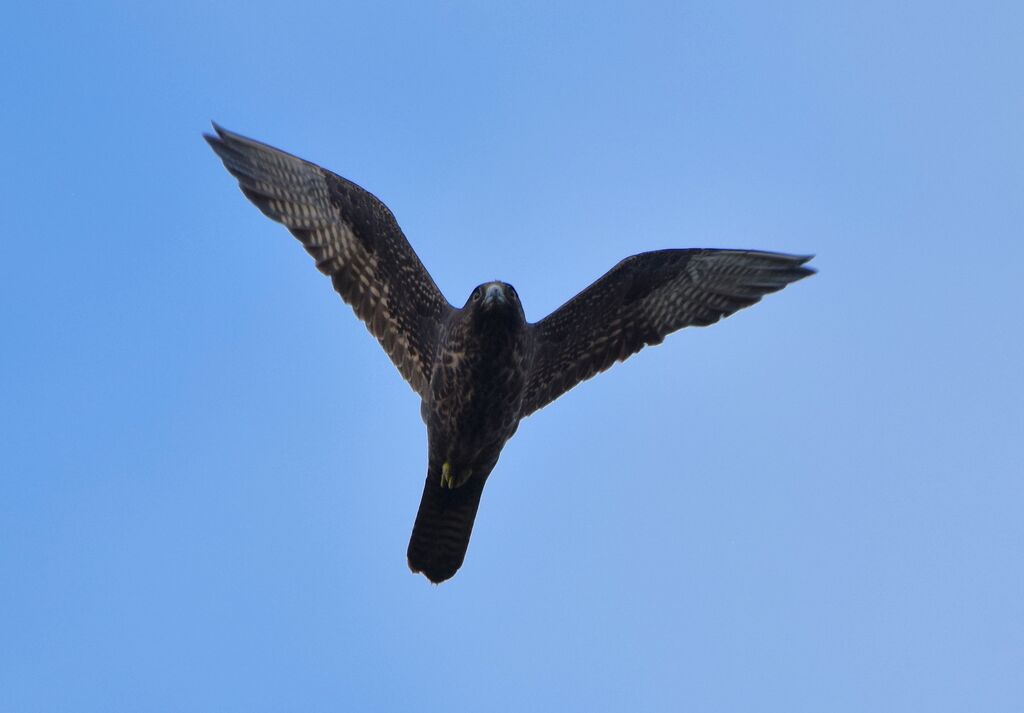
[407,469,490,583]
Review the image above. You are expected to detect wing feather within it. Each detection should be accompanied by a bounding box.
[521,249,814,416]
[205,124,451,398]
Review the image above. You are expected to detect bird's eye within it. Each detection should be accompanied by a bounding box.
[472,289,481,302]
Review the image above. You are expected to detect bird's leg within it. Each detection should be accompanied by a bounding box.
[440,462,473,489]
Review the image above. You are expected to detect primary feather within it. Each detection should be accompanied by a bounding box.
[206,124,815,583]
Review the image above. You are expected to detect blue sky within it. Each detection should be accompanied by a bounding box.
[2,1,1022,711]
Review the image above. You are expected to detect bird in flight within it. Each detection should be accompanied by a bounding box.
[205,124,814,583]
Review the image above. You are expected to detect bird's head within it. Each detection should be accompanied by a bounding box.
[464,281,525,325]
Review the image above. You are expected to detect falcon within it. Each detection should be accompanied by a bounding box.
[205,124,815,583]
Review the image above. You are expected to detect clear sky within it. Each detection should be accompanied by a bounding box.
[2,2,1022,711]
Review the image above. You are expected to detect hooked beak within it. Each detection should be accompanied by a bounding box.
[483,283,506,306]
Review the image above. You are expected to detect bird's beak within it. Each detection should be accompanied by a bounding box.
[484,283,506,306]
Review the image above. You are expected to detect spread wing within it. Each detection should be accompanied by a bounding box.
[205,124,452,398]
[521,249,814,416]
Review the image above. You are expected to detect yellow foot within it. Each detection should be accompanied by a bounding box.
[440,462,473,489]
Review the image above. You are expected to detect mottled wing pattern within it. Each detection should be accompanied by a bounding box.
[521,249,814,416]
[205,124,451,398]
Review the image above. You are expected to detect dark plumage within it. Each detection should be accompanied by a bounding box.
[205,124,815,583]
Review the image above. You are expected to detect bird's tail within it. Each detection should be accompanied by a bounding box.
[407,466,491,584]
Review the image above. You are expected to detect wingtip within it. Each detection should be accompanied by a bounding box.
[777,253,815,279]
[795,254,817,278]
[207,121,253,147]
[203,120,228,149]
[209,120,230,138]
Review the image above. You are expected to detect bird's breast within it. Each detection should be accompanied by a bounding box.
[426,330,529,455]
